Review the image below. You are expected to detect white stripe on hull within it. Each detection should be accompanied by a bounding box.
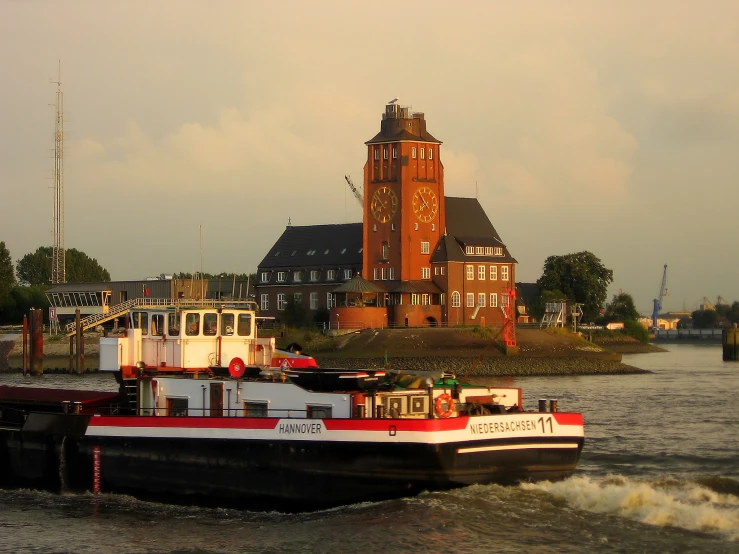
[458,442,580,454]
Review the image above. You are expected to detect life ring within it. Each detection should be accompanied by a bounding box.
[189,323,198,334]
[435,393,455,418]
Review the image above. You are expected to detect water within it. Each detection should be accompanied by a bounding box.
[0,343,738,553]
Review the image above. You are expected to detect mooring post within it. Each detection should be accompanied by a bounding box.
[22,315,28,376]
[30,308,44,376]
[723,323,739,361]
[75,309,82,375]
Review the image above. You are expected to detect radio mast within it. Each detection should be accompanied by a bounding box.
[50,61,65,284]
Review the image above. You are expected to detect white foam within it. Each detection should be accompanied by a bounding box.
[522,475,739,541]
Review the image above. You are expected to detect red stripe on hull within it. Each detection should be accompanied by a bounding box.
[553,412,583,426]
[88,416,280,430]
[322,417,469,432]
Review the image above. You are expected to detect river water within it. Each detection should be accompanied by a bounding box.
[0,343,737,553]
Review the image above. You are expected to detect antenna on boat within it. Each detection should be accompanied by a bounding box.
[199,224,204,299]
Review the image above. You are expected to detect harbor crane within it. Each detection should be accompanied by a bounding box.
[652,264,668,330]
[344,175,363,207]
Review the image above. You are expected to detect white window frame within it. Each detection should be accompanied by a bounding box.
[494,247,503,256]
[490,293,498,308]
[293,271,302,283]
[260,272,269,282]
[490,265,497,280]
[466,293,474,308]
[327,270,336,281]
[428,147,433,160]
[310,270,319,282]
[501,265,509,281]
[277,271,286,283]
[383,147,388,160]
[392,146,397,159]
[343,269,352,280]
[451,291,461,307]
[260,294,269,311]
[485,247,493,255]
[411,294,420,305]
[422,294,430,305]
[389,267,395,280]
[421,148,425,160]
[310,292,319,310]
[421,267,430,279]
[277,294,287,311]
[420,241,430,254]
[374,148,379,160]
[327,292,333,308]
[381,267,388,280]
[412,147,417,159]
[478,265,486,280]
[475,246,484,255]
[478,293,486,307]
[374,268,380,280]
[465,246,474,255]
[466,265,474,280]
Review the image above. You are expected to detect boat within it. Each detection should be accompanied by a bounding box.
[0,302,584,511]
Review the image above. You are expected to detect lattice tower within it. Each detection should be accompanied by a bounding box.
[51,62,65,284]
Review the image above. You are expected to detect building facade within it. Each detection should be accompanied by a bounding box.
[256,101,517,328]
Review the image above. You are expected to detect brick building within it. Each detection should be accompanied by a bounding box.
[256,101,516,328]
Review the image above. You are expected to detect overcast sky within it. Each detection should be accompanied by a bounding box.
[1,1,738,315]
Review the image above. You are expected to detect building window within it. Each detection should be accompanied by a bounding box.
[489,265,497,280]
[490,293,498,307]
[421,267,430,279]
[310,292,318,310]
[381,267,388,280]
[451,291,461,307]
[374,148,379,160]
[374,268,380,280]
[414,223,419,231]
[244,402,268,417]
[440,267,445,275]
[327,293,333,308]
[466,293,474,308]
[327,270,336,281]
[277,294,287,311]
[382,242,389,259]
[260,272,269,282]
[310,270,319,282]
[494,247,503,256]
[384,147,388,159]
[412,147,417,159]
[277,271,286,282]
[166,397,188,417]
[478,265,485,280]
[465,246,474,255]
[485,247,493,255]
[420,148,425,160]
[420,241,430,254]
[476,246,484,255]
[344,269,352,280]
[293,271,302,282]
[431,223,435,231]
[478,293,486,307]
[389,267,395,279]
[411,293,420,305]
[501,266,509,281]
[294,292,302,305]
[422,294,430,305]
[466,265,474,280]
[260,294,269,311]
[373,224,377,232]
[428,148,433,160]
[392,146,397,159]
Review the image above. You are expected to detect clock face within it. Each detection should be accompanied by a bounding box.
[371,186,398,223]
[412,186,438,223]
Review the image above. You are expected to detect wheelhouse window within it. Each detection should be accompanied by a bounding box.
[185,313,200,336]
[132,312,148,336]
[238,313,252,336]
[151,314,164,336]
[221,313,235,336]
[203,312,217,335]
[167,313,180,336]
[166,397,188,417]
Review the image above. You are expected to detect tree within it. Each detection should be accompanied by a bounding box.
[691,309,719,329]
[536,251,613,321]
[0,241,16,310]
[604,292,640,322]
[282,294,307,327]
[17,246,110,285]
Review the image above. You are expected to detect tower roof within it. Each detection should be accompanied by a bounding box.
[365,102,441,145]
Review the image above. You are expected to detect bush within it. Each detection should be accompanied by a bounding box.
[623,319,649,343]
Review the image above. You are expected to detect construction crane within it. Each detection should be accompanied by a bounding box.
[652,264,668,330]
[344,175,363,207]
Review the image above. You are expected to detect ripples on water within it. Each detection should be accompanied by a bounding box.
[0,343,738,553]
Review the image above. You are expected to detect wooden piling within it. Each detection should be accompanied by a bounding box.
[723,324,739,361]
[29,309,44,376]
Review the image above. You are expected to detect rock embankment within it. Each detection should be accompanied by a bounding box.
[314,355,649,377]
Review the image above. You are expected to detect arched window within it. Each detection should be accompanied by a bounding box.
[451,291,461,308]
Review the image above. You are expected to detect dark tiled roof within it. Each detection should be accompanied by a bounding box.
[332,275,385,294]
[430,197,517,264]
[365,128,441,144]
[46,283,113,293]
[258,223,363,269]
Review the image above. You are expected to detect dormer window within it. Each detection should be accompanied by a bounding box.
[494,247,503,256]
[260,272,270,282]
[293,271,302,282]
[485,247,493,255]
[475,246,484,255]
[343,269,352,280]
[310,270,319,281]
[465,246,474,255]
[277,272,286,282]
[327,270,336,281]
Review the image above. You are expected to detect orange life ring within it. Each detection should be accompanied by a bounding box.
[189,323,198,334]
[435,393,455,418]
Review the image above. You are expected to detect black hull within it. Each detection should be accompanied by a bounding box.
[0,426,583,511]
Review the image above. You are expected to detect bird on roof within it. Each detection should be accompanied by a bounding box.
[388,97,399,104]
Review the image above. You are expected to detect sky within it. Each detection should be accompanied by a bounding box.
[1,1,738,316]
